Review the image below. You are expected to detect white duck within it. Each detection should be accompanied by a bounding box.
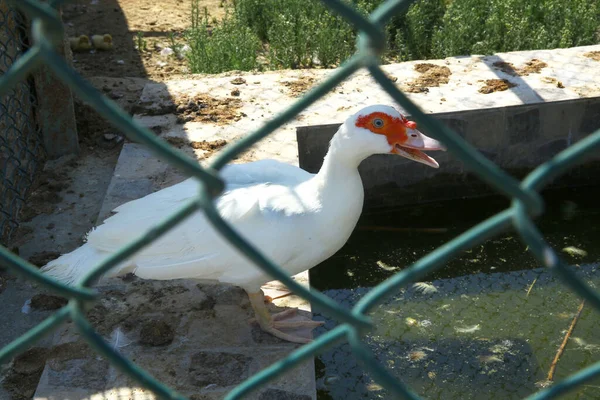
[41,105,445,343]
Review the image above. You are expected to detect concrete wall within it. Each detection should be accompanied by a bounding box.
[297,97,600,210]
[31,3,80,158]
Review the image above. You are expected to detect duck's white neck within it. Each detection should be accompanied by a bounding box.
[315,124,367,181]
[309,124,367,203]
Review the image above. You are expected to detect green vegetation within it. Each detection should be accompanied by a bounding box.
[186,4,262,74]
[185,0,600,74]
[432,0,600,58]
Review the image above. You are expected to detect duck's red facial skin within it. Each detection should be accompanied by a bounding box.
[355,112,416,151]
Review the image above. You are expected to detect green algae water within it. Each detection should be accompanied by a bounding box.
[310,186,600,400]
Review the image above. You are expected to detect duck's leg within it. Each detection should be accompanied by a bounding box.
[247,291,324,344]
[264,293,293,304]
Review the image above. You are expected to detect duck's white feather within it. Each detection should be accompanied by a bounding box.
[221,159,313,187]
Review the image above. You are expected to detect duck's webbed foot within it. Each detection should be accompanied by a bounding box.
[248,291,324,344]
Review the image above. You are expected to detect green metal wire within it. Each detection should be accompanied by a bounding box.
[0,0,598,399]
[0,2,45,244]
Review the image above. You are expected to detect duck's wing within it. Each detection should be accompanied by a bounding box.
[103,178,200,224]
[89,182,264,256]
[221,159,313,188]
[98,160,311,228]
[86,162,313,280]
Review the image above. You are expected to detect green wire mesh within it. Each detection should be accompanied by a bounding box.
[0,1,44,244]
[0,0,599,399]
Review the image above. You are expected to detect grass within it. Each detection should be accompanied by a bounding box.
[186,3,261,74]
[185,0,600,74]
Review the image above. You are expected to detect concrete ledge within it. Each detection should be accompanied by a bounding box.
[131,44,600,169]
[297,97,600,210]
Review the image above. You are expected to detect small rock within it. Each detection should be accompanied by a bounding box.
[160,47,174,57]
[231,88,241,96]
[230,77,246,85]
[187,100,198,111]
[103,133,117,141]
[30,294,68,311]
[139,319,175,346]
[116,60,125,65]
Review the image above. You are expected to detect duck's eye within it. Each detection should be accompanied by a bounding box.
[372,118,384,128]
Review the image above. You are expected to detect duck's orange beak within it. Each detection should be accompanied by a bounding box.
[389,120,445,168]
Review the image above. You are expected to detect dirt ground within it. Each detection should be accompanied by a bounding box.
[62,0,228,80]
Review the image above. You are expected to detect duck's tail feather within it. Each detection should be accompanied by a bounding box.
[40,244,118,285]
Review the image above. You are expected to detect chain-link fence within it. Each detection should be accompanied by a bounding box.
[0,0,44,245]
[0,0,599,399]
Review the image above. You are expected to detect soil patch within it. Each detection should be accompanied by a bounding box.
[30,293,68,310]
[3,347,50,400]
[280,76,316,97]
[230,77,247,85]
[18,169,72,223]
[405,63,451,93]
[492,58,547,76]
[583,51,600,61]
[27,251,62,268]
[74,77,147,149]
[165,137,228,158]
[139,319,175,346]
[478,79,516,94]
[174,94,244,124]
[540,76,565,88]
